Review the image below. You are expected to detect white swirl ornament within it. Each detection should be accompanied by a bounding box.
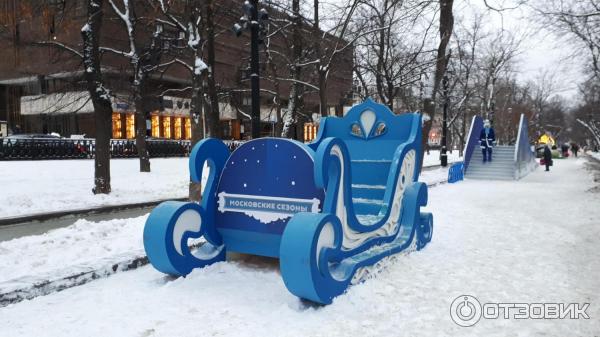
[330,145,416,250]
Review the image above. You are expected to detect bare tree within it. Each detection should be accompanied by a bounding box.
[281,0,304,138]
[104,0,165,172]
[353,0,436,111]
[534,0,600,80]
[310,0,361,116]
[154,0,227,199]
[30,0,113,193]
[446,11,485,155]
[474,29,523,123]
[83,0,113,194]
[420,0,454,171]
[574,78,600,147]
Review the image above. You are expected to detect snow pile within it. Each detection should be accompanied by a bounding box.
[420,167,450,185]
[422,149,461,167]
[0,215,148,292]
[0,158,189,219]
[0,157,597,336]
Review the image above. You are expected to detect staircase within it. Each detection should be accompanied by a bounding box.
[465,145,515,180]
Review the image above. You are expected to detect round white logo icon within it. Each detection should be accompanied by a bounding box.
[450,295,482,327]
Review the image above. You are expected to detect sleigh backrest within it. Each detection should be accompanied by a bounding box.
[308,98,423,203]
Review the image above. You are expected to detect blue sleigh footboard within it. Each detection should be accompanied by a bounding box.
[143,99,433,304]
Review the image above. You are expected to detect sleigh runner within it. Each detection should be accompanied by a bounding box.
[143,98,433,304]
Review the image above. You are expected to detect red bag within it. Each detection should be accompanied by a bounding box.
[540,159,546,165]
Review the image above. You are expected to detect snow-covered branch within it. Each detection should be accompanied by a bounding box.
[99,46,131,57]
[228,88,279,97]
[275,78,320,91]
[34,41,83,58]
[108,0,136,57]
[160,87,192,96]
[576,118,600,145]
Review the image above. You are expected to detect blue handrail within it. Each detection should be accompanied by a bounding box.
[463,115,483,173]
[514,114,537,179]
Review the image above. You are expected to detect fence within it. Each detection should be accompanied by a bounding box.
[0,138,245,160]
[448,161,464,183]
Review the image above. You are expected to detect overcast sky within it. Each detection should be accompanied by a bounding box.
[460,0,583,100]
[319,0,585,100]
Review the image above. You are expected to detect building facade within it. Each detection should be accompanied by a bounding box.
[0,0,353,140]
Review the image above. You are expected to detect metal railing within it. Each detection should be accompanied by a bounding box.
[0,138,245,160]
[513,114,537,179]
[447,161,465,183]
[463,115,483,174]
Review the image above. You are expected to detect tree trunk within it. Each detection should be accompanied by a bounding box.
[202,0,221,138]
[123,0,151,173]
[319,71,328,116]
[133,75,151,172]
[282,73,299,138]
[82,0,111,194]
[271,65,283,136]
[420,0,454,172]
[282,0,302,138]
[188,69,205,201]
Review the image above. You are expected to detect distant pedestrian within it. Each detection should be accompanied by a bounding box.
[561,143,569,157]
[13,124,22,135]
[479,119,496,163]
[571,143,579,157]
[543,144,552,172]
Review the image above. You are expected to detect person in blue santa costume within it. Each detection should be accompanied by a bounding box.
[479,119,496,163]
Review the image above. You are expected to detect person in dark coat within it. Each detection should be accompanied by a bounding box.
[571,143,579,157]
[543,144,552,171]
[479,119,496,163]
[561,143,569,157]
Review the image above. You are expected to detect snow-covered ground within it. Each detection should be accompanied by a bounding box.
[0,215,148,290]
[1,156,598,336]
[422,149,461,167]
[0,151,458,219]
[0,158,189,219]
[0,167,449,296]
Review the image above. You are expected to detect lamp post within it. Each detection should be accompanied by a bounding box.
[233,1,268,139]
[440,74,449,167]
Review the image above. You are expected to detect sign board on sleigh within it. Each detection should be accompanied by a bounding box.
[215,138,324,257]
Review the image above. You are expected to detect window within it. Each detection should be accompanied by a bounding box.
[151,115,160,137]
[174,117,182,139]
[304,123,318,142]
[185,118,191,139]
[126,114,135,139]
[329,106,336,116]
[112,113,122,138]
[162,116,171,139]
[222,121,231,138]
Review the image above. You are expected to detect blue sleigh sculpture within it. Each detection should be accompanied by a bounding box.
[144,99,433,304]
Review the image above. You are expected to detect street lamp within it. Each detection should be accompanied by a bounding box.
[233,0,269,139]
[440,74,449,167]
